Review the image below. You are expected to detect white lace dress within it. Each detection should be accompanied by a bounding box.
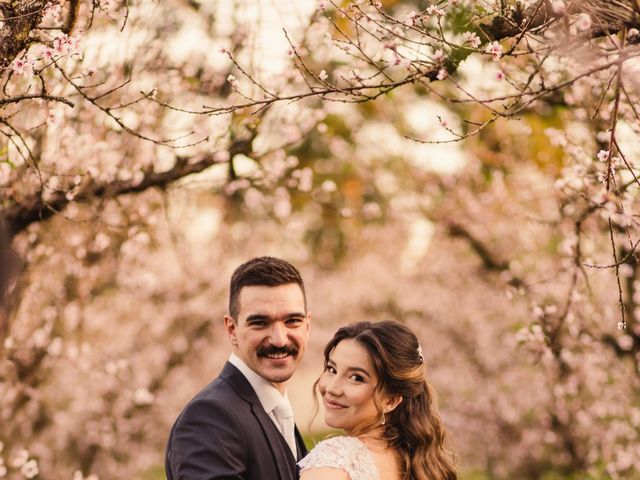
[298,436,380,480]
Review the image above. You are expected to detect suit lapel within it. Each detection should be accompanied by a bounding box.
[294,425,307,461]
[221,363,296,480]
[251,402,296,480]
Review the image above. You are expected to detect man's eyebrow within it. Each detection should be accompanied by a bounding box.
[245,314,271,322]
[244,312,306,322]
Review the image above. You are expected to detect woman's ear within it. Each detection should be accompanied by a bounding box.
[383,395,403,414]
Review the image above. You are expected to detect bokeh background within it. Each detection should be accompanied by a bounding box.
[2,0,640,479]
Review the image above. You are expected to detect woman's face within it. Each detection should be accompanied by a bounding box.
[318,339,383,435]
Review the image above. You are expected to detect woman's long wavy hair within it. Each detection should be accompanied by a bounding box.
[315,320,457,480]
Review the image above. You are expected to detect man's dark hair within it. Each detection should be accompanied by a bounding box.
[229,256,306,319]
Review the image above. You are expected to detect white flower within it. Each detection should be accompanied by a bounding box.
[318,69,328,81]
[10,449,29,468]
[21,459,39,479]
[226,74,239,90]
[321,179,337,192]
[437,68,448,80]
[362,202,382,219]
[133,387,155,406]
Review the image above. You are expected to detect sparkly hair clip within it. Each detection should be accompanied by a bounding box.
[417,344,424,362]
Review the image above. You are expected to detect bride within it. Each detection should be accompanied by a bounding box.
[299,321,457,480]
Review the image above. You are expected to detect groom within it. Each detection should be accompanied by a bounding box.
[165,256,311,479]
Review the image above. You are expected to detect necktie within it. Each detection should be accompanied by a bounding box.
[273,397,297,458]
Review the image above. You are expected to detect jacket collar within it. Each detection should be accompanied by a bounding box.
[219,362,299,480]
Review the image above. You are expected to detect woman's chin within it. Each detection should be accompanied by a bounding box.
[323,416,346,430]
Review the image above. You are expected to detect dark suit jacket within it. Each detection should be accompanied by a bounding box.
[165,362,308,480]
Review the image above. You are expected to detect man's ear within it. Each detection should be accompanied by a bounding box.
[224,315,238,346]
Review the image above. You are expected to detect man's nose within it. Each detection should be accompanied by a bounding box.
[269,322,287,346]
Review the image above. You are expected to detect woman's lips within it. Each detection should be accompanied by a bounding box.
[324,397,347,409]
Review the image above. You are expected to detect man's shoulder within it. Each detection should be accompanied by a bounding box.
[177,363,254,417]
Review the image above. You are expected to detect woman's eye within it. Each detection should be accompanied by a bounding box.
[350,374,364,382]
[325,365,336,374]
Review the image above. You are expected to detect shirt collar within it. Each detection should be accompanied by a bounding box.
[229,353,288,414]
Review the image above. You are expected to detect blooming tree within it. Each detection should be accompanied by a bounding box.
[2,0,640,478]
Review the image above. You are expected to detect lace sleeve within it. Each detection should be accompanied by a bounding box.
[298,436,379,480]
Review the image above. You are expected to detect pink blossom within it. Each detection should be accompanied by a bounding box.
[597,150,609,162]
[43,3,62,24]
[437,68,448,80]
[576,13,592,31]
[406,11,418,25]
[462,31,481,48]
[100,0,115,10]
[433,49,445,63]
[42,46,54,61]
[495,70,505,80]
[485,41,503,61]
[399,57,412,69]
[52,34,81,56]
[426,5,446,16]
[551,1,566,15]
[11,57,34,76]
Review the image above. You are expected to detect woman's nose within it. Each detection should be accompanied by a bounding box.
[324,376,343,396]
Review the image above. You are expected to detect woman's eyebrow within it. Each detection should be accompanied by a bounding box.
[346,366,371,377]
[327,360,372,378]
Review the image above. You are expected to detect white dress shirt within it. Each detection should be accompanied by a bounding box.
[228,353,297,457]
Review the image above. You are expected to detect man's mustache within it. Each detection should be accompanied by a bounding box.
[257,344,298,357]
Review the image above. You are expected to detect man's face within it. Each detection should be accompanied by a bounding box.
[224,283,310,391]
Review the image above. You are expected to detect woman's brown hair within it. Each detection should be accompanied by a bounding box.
[316,320,457,480]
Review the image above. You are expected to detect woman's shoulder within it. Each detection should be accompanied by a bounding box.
[298,436,379,480]
[308,435,369,451]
